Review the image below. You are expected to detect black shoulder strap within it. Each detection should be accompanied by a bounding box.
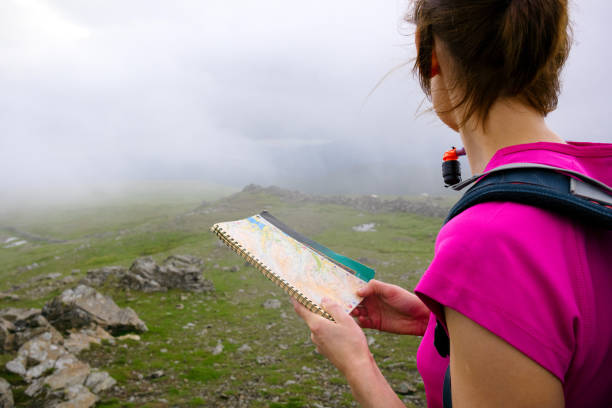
[437,165,612,408]
[444,167,612,228]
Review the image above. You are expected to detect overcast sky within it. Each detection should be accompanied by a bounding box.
[0,0,610,198]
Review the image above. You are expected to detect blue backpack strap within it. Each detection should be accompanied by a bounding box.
[436,165,612,407]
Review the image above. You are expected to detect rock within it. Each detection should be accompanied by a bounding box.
[237,344,252,353]
[57,384,98,408]
[157,255,213,293]
[230,265,240,272]
[147,370,164,379]
[121,257,161,292]
[0,308,63,351]
[80,266,126,287]
[367,336,376,346]
[63,326,112,354]
[44,354,90,390]
[42,285,148,335]
[0,308,41,323]
[0,318,15,352]
[117,334,140,342]
[5,356,26,377]
[0,293,19,301]
[24,378,44,397]
[85,370,116,393]
[352,223,377,232]
[262,299,281,309]
[0,377,13,408]
[88,255,214,293]
[394,381,416,395]
[6,332,68,380]
[212,341,223,355]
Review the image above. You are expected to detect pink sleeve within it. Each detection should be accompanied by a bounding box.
[415,202,580,382]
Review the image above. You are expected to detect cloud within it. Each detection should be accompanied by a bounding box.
[0,0,609,198]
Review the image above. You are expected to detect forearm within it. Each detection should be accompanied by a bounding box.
[344,354,405,408]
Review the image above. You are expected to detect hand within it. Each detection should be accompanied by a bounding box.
[350,279,430,336]
[292,298,373,376]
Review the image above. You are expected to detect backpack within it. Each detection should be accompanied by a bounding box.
[435,163,612,408]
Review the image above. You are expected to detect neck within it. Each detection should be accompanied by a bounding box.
[458,100,565,174]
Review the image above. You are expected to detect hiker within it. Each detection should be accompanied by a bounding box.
[293,1,612,407]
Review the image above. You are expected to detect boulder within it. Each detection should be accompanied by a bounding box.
[42,285,148,335]
[24,378,44,398]
[6,331,67,380]
[79,266,126,287]
[0,377,13,408]
[44,354,90,390]
[84,370,116,393]
[157,255,213,292]
[0,318,15,352]
[120,257,162,292]
[63,326,113,355]
[56,384,98,408]
[0,308,63,351]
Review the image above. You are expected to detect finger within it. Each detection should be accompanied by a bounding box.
[321,298,352,325]
[358,315,374,329]
[357,279,384,297]
[292,298,326,328]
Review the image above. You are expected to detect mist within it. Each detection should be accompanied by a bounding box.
[1,0,610,205]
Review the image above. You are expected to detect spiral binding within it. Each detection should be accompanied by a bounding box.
[211,224,334,321]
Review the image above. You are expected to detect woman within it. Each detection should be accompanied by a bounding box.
[293,1,612,407]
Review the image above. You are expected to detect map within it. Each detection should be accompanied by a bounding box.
[213,214,368,315]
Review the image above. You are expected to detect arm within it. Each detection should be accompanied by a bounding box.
[293,299,405,408]
[445,307,564,408]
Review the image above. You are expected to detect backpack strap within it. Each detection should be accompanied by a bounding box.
[436,165,612,408]
[444,167,612,228]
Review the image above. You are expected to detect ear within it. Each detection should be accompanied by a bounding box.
[431,46,440,78]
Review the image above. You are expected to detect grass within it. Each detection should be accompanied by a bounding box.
[0,182,443,407]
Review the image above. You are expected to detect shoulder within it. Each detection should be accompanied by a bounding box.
[415,201,582,381]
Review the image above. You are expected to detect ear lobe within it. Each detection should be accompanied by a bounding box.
[431,47,440,78]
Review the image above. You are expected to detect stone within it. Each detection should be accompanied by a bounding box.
[0,308,41,323]
[237,344,252,353]
[117,334,140,341]
[0,377,13,408]
[0,318,15,352]
[0,293,19,301]
[157,255,213,293]
[84,370,116,393]
[57,384,98,408]
[212,341,223,355]
[64,326,113,354]
[394,381,416,395]
[79,266,126,287]
[147,370,164,379]
[42,285,148,335]
[24,378,44,397]
[262,299,281,309]
[44,355,90,390]
[6,332,68,380]
[6,310,63,351]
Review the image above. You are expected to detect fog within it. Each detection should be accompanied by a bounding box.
[0,0,610,203]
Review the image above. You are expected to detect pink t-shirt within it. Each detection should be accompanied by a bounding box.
[415,142,612,408]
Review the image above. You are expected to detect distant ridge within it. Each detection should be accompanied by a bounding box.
[197,184,453,219]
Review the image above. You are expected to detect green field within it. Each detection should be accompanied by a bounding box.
[0,182,446,407]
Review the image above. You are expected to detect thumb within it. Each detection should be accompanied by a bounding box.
[357,279,383,297]
[321,298,351,324]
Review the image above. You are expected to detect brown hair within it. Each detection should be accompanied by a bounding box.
[408,0,571,126]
